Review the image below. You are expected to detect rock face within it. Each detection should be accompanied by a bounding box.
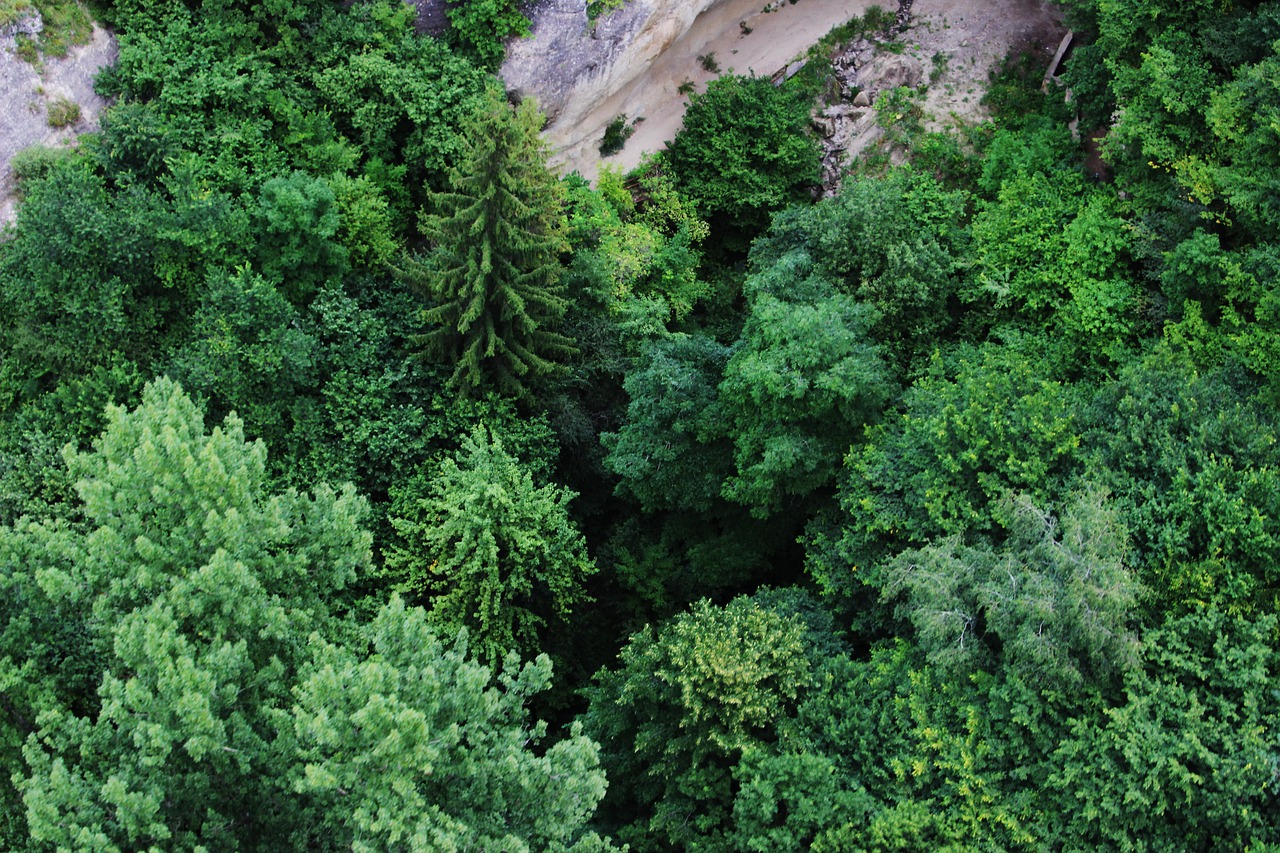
[408,0,449,36]
[502,0,725,146]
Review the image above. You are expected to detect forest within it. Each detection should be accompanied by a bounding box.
[0,0,1278,848]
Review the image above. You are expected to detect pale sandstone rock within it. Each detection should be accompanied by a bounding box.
[501,0,727,151]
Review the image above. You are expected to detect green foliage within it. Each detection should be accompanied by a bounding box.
[103,0,486,215]
[1083,348,1280,618]
[403,92,574,402]
[806,4,896,58]
[602,333,734,514]
[584,594,811,850]
[1,0,91,58]
[729,749,871,852]
[968,170,1084,314]
[252,171,349,301]
[563,163,711,328]
[975,115,1075,195]
[718,254,894,515]
[666,74,821,235]
[0,156,188,377]
[788,643,1034,850]
[586,0,625,20]
[328,172,397,268]
[3,380,613,849]
[290,596,611,851]
[85,100,176,184]
[386,425,595,667]
[889,490,1141,687]
[599,113,634,156]
[445,0,531,69]
[753,166,968,374]
[165,266,318,450]
[0,361,143,524]
[44,96,80,128]
[968,170,1142,368]
[310,35,488,197]
[2,0,1279,844]
[1044,607,1280,849]
[823,343,1083,595]
[14,378,369,849]
[5,144,74,198]
[874,85,925,145]
[0,0,34,27]
[982,44,1075,131]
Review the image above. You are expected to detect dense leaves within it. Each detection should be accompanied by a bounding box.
[666,74,821,237]
[3,0,1280,846]
[386,425,595,666]
[400,91,574,402]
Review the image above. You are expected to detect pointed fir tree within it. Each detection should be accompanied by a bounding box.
[402,90,574,402]
[385,425,596,667]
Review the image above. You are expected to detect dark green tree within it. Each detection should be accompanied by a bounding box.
[401,91,574,402]
[602,333,734,514]
[751,166,967,376]
[666,74,821,239]
[718,252,894,517]
[1043,607,1280,849]
[583,594,811,850]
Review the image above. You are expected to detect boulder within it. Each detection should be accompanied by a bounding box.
[869,53,923,91]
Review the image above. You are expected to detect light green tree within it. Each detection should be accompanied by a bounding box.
[400,91,574,402]
[387,425,595,666]
[15,377,369,849]
[289,596,612,852]
[7,380,612,850]
[888,490,1141,687]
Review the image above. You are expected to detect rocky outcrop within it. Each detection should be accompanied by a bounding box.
[407,0,449,36]
[502,0,725,139]
[0,20,117,223]
[1,10,43,50]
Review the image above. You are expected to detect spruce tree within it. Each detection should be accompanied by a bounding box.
[386,425,595,667]
[403,90,573,402]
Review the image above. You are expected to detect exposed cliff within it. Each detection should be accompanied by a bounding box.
[501,0,725,150]
[500,0,1064,182]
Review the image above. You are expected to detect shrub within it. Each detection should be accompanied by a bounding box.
[599,114,634,156]
[8,144,74,196]
[46,96,81,128]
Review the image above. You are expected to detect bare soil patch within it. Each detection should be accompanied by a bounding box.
[0,19,116,225]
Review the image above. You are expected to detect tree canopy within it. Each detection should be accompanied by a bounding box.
[3,0,1280,846]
